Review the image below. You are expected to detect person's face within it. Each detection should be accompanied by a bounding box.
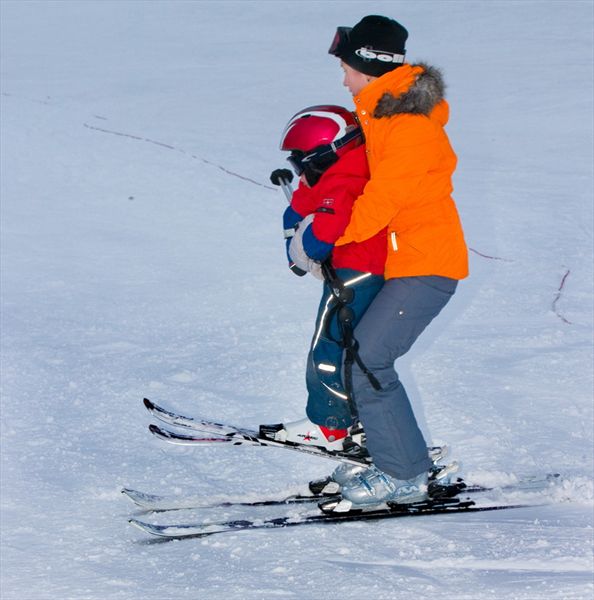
[340,61,374,96]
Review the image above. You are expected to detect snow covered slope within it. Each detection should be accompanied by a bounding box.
[1,1,592,599]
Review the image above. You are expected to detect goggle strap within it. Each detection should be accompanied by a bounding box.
[304,128,362,162]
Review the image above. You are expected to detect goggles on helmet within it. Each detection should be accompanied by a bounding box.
[288,151,340,187]
[287,151,308,177]
[287,150,336,177]
[328,26,352,57]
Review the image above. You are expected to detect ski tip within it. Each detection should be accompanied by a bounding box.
[143,397,154,410]
[128,518,157,536]
[121,488,143,504]
[148,423,172,440]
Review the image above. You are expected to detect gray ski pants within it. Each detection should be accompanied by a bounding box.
[351,275,458,480]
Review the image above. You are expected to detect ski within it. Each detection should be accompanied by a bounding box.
[128,497,533,539]
[148,422,376,465]
[121,462,458,511]
[143,397,447,466]
[122,472,559,513]
[143,397,240,436]
[122,486,325,511]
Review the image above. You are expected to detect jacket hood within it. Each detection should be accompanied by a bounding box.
[373,63,446,118]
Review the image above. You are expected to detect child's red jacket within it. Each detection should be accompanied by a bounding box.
[290,145,386,275]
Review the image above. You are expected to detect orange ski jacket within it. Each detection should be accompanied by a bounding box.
[336,63,469,281]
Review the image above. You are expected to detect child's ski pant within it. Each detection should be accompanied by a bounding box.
[351,275,458,480]
[305,269,384,430]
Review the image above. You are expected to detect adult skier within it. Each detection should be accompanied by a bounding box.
[319,15,469,510]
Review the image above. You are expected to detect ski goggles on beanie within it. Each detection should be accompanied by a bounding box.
[328,26,353,57]
[328,16,408,77]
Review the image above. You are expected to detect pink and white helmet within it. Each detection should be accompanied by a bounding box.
[280,105,362,173]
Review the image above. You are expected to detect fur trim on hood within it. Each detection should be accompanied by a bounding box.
[373,63,446,118]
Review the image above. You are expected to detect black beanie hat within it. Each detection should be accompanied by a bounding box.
[329,15,408,77]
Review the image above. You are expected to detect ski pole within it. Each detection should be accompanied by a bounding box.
[269,168,305,275]
[270,168,294,203]
[279,178,293,203]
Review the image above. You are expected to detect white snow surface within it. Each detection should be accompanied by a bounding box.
[1,1,593,599]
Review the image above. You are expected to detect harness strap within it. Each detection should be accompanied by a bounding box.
[320,261,382,406]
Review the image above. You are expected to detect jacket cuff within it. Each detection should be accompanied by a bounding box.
[302,224,333,261]
[283,205,304,229]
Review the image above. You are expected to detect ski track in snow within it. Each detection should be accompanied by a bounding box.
[552,268,573,325]
[83,121,277,190]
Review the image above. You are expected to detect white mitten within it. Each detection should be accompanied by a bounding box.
[289,214,324,280]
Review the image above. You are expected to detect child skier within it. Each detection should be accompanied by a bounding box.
[261,105,386,478]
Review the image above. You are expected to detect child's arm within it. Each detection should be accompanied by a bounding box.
[300,173,367,261]
[282,183,318,275]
